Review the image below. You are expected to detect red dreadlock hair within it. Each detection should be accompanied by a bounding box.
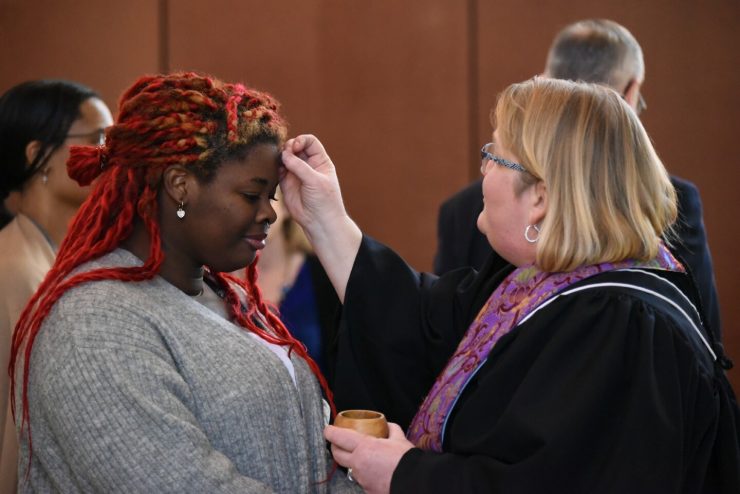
[10,72,336,451]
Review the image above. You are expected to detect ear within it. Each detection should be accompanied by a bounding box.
[528,180,548,227]
[161,165,196,205]
[25,140,42,167]
[622,79,642,111]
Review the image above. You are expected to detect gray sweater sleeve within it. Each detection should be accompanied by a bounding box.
[27,306,275,493]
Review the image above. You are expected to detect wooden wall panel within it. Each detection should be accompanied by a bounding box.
[0,0,159,112]
[168,0,471,271]
[476,0,740,390]
[1,0,737,392]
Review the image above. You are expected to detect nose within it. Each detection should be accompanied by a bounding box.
[260,197,278,225]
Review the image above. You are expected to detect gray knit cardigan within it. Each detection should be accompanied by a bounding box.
[15,249,359,493]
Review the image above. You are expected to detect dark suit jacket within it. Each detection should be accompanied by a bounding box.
[434,176,722,339]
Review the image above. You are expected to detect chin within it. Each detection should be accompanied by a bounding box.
[239,252,258,270]
[476,223,484,236]
[243,253,257,268]
[211,254,256,274]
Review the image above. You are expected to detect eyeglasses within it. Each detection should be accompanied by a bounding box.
[636,93,647,115]
[480,143,527,174]
[66,128,106,146]
[622,86,647,116]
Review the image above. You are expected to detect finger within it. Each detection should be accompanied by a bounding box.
[324,425,363,451]
[284,136,309,158]
[280,149,318,184]
[290,134,331,164]
[329,443,353,468]
[387,422,406,441]
[286,135,308,156]
[297,134,326,157]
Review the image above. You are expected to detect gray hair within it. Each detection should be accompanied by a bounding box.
[544,19,645,92]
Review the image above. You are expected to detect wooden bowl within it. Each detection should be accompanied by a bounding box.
[334,409,389,438]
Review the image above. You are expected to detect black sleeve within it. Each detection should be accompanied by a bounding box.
[305,254,342,385]
[390,288,723,493]
[332,236,510,428]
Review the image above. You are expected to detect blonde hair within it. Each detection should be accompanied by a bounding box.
[493,77,676,272]
[282,216,313,254]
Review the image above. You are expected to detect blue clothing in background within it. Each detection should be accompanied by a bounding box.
[280,260,328,376]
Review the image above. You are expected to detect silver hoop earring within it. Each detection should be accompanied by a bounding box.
[176,202,185,219]
[524,224,540,243]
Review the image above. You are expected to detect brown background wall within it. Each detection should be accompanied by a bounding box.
[1,0,738,390]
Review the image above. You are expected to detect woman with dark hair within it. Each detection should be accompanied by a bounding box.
[0,79,112,493]
[10,72,357,493]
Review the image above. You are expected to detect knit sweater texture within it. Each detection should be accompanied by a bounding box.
[15,249,357,493]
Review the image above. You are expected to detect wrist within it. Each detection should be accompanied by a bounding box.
[303,213,359,247]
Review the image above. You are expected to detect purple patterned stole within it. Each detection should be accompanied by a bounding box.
[406,244,683,452]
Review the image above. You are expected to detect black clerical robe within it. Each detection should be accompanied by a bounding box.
[333,237,740,494]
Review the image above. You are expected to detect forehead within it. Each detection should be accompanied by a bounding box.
[211,142,281,185]
[71,97,113,130]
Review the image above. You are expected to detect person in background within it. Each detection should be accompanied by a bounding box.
[10,72,357,493]
[258,188,341,381]
[0,79,113,494]
[0,191,20,229]
[281,78,739,493]
[434,19,722,339]
[0,204,13,230]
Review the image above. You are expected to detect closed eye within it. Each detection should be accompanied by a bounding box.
[242,193,261,203]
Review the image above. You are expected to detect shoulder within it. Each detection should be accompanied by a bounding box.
[520,269,715,372]
[57,251,162,316]
[0,248,40,290]
[0,219,37,266]
[44,277,166,345]
[0,224,51,304]
[555,268,702,324]
[670,175,699,195]
[670,175,702,212]
[38,253,191,352]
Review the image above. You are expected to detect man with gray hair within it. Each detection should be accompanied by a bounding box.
[434,18,722,339]
[545,19,646,113]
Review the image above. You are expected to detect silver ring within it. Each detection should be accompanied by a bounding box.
[347,468,355,483]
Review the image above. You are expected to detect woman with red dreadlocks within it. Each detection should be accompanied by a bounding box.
[10,72,357,493]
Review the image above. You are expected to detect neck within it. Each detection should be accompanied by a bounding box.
[18,183,81,248]
[121,220,205,296]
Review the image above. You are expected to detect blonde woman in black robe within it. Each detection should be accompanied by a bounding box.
[280,78,739,494]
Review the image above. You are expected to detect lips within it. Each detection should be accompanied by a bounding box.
[244,232,267,250]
